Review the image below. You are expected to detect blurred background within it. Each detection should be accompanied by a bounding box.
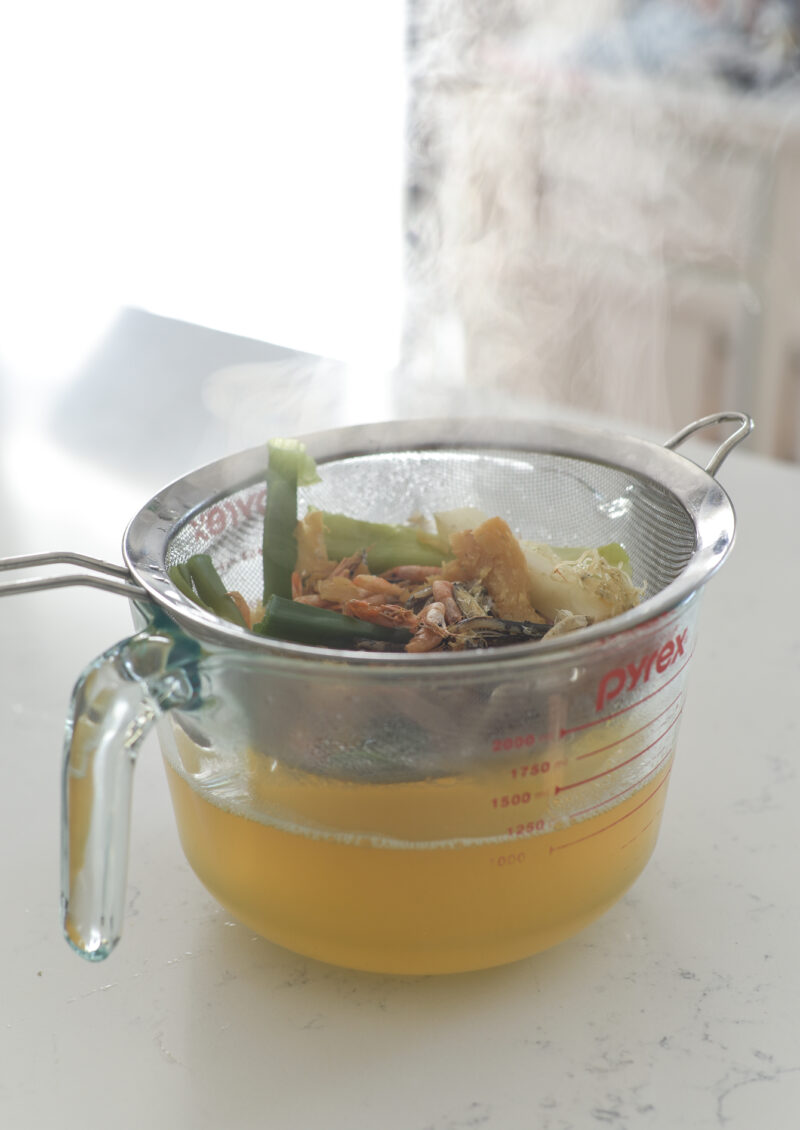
[1,0,799,480]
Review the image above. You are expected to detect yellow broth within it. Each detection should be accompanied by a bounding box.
[163,722,675,974]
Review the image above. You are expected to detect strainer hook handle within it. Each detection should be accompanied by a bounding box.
[664,412,754,477]
[0,551,148,600]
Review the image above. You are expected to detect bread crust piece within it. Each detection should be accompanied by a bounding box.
[443,517,545,623]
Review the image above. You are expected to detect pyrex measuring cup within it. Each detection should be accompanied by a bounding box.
[0,413,751,974]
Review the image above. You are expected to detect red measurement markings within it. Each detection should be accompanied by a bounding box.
[620,814,659,852]
[576,692,683,762]
[492,732,537,753]
[492,729,564,754]
[570,740,676,823]
[490,851,526,867]
[559,650,692,738]
[506,820,546,837]
[510,760,551,779]
[554,707,682,795]
[509,756,566,781]
[491,792,532,809]
[549,768,672,855]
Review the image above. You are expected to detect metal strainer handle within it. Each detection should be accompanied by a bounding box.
[0,551,147,600]
[664,412,754,477]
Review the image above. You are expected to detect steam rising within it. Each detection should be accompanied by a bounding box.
[400,1,799,431]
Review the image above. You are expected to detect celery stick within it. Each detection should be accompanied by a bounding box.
[319,512,444,574]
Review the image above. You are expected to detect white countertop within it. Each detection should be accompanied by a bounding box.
[1,311,799,1129]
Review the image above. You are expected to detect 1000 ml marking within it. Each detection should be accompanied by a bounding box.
[490,852,527,867]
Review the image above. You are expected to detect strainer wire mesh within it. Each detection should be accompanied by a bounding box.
[164,447,697,613]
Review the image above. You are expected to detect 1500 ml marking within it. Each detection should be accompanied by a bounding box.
[491,792,532,809]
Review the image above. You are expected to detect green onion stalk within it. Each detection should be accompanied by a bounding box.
[262,438,320,603]
[168,554,247,628]
[254,594,412,649]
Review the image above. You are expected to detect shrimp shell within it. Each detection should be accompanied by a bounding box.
[343,600,420,631]
[353,574,407,600]
[381,565,442,584]
[431,579,462,624]
[331,550,370,579]
[405,601,450,653]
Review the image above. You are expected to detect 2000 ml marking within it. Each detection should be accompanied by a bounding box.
[489,632,691,755]
[483,696,681,864]
[492,733,537,753]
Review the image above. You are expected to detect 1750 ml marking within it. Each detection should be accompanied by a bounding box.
[510,761,551,779]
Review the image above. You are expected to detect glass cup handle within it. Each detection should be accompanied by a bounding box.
[61,620,202,961]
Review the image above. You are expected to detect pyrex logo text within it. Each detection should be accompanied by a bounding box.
[595,630,688,712]
[190,486,266,542]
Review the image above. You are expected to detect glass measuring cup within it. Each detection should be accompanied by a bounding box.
[0,413,750,973]
[91,593,698,975]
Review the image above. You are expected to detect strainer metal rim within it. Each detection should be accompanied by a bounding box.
[122,416,738,667]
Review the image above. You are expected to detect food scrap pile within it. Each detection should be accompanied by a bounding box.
[170,438,643,653]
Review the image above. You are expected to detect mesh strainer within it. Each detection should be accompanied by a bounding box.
[0,411,751,658]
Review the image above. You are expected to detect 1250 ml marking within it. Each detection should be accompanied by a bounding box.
[507,820,545,837]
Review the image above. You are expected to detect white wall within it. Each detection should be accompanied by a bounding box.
[0,2,407,389]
